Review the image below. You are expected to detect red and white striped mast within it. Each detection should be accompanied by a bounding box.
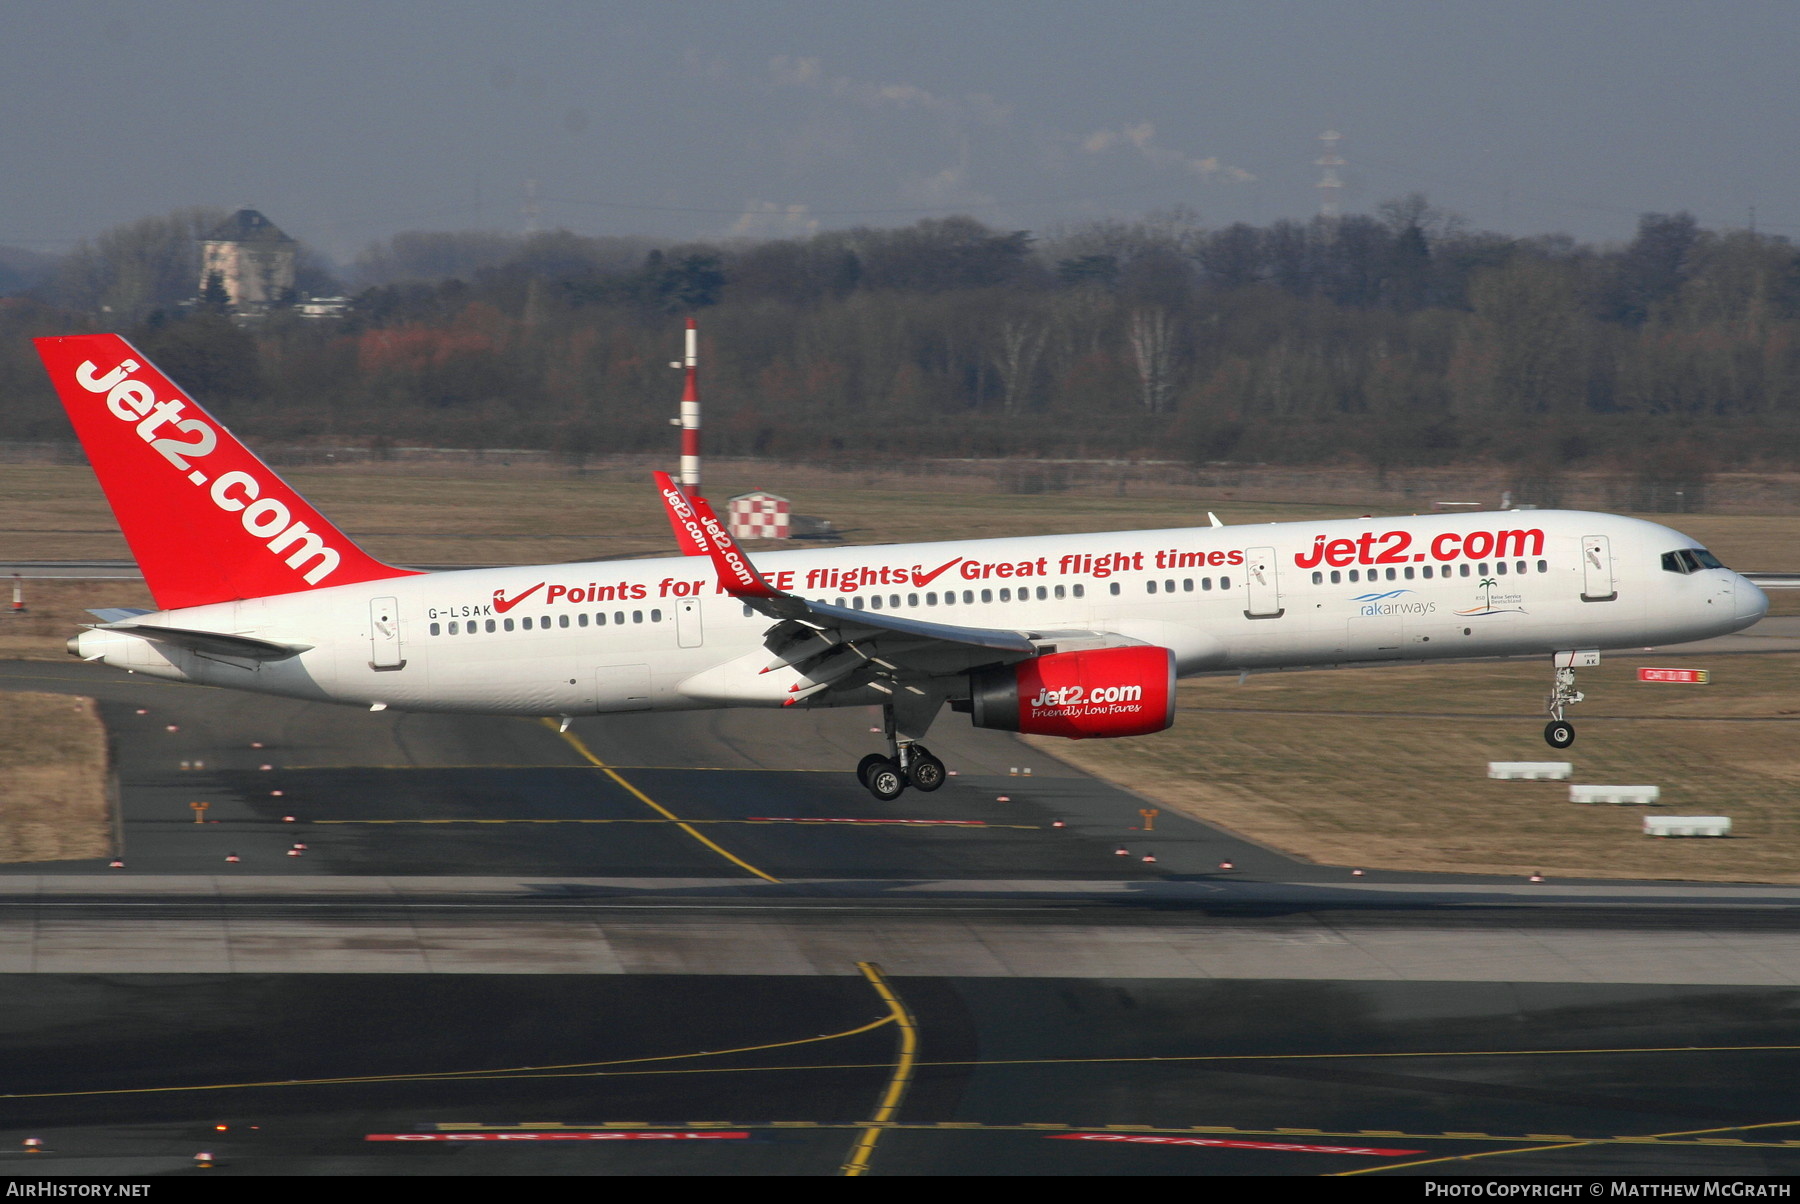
[678,317,700,491]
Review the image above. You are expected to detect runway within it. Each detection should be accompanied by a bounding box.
[5,656,1800,1176]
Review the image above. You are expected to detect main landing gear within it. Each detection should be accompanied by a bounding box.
[1543,650,1597,749]
[855,705,947,800]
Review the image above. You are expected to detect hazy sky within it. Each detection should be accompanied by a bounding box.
[4,1,1795,262]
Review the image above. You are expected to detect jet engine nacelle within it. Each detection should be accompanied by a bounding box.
[968,646,1176,739]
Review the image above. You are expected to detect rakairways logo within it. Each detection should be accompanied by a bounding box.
[493,583,545,613]
[75,358,342,585]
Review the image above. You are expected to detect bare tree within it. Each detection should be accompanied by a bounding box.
[992,314,1047,413]
[1127,307,1178,413]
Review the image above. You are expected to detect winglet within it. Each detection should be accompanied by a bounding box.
[661,484,725,555]
[652,472,780,599]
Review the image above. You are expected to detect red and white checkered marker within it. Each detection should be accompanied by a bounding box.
[727,491,790,540]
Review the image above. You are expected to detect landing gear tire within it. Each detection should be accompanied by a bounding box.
[907,751,946,792]
[866,758,907,801]
[856,753,889,788]
[1544,720,1575,750]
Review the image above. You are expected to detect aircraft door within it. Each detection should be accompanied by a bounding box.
[1243,546,1285,618]
[676,597,702,648]
[369,596,406,670]
[1581,535,1617,602]
[596,664,652,713]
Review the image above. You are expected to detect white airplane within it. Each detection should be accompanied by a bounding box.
[38,334,1768,801]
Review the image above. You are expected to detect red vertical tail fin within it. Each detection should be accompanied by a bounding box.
[36,334,417,610]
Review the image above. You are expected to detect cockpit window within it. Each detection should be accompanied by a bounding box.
[1664,548,1727,574]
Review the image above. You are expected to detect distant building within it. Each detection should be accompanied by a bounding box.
[199,209,296,310]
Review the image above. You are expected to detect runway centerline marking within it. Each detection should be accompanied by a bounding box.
[281,764,845,772]
[422,1121,1800,1150]
[312,818,1037,829]
[544,720,781,884]
[843,962,920,1178]
[0,1010,897,1102]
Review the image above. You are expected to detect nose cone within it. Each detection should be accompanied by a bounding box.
[1735,575,1770,626]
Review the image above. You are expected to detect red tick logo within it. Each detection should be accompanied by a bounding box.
[493,582,546,613]
[910,557,963,588]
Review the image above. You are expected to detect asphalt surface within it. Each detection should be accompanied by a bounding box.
[5,651,1800,1177]
[2,974,1799,1176]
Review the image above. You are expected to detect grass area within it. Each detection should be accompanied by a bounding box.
[0,692,111,863]
[5,459,1800,882]
[1032,652,1800,883]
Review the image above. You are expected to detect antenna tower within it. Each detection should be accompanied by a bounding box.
[522,178,541,235]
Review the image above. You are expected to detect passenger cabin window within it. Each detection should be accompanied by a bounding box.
[485,619,496,633]
[430,622,440,636]
[1146,581,1157,594]
[632,611,643,623]
[503,618,514,632]
[522,617,533,630]
[982,589,993,603]
[999,588,1011,602]
[1072,584,1084,598]
[650,609,662,622]
[1109,583,1120,596]
[871,595,883,610]
[1220,577,1231,589]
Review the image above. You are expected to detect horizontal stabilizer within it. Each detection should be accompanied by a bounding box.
[86,607,153,623]
[97,622,313,662]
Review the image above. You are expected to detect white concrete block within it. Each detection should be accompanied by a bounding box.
[1489,761,1573,781]
[1644,815,1731,837]
[1571,784,1661,805]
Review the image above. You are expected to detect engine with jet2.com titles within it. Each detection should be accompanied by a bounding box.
[37,334,1768,800]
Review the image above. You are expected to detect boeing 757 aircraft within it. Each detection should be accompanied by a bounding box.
[37,334,1767,800]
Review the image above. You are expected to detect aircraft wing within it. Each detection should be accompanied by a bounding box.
[653,473,1117,701]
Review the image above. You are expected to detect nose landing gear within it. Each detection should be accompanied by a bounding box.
[1544,649,1598,749]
